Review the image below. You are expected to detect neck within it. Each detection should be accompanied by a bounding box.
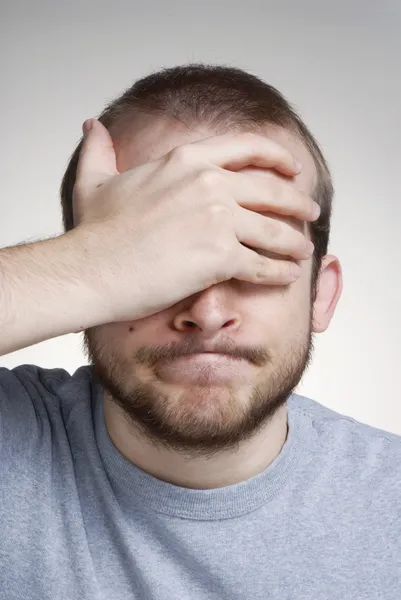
[104,395,289,489]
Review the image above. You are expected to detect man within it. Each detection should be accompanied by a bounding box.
[0,64,399,599]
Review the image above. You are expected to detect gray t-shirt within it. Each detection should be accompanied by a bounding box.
[0,364,400,600]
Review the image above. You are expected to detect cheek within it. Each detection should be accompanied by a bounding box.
[259,282,311,335]
[90,322,137,356]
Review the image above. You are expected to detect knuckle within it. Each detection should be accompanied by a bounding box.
[265,218,281,240]
[207,202,232,222]
[197,168,223,189]
[169,144,196,165]
[215,239,233,259]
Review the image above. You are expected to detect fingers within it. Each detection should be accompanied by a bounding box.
[226,169,320,222]
[190,132,303,177]
[234,244,302,286]
[234,206,314,261]
[75,119,118,200]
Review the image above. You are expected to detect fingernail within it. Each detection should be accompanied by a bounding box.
[82,119,93,137]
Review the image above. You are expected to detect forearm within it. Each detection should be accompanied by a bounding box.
[0,228,108,356]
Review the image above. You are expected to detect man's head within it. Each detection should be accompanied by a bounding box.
[60,64,342,459]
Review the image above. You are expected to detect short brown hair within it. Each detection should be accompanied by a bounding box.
[60,63,333,302]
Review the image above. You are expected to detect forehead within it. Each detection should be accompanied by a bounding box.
[114,117,317,197]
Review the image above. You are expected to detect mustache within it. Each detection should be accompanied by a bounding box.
[136,340,270,368]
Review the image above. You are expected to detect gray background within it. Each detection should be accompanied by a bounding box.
[1,0,400,433]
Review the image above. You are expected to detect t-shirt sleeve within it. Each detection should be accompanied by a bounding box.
[0,364,71,455]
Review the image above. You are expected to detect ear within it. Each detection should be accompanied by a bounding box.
[312,255,343,333]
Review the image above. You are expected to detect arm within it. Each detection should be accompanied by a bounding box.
[0,228,108,357]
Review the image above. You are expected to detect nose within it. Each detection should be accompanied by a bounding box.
[173,285,242,336]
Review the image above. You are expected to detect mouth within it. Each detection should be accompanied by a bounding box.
[182,352,240,359]
[155,353,252,384]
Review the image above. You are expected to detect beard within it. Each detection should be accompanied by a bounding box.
[83,311,314,460]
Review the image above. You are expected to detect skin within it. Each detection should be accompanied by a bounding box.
[83,118,343,490]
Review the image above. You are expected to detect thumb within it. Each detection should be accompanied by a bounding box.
[75,118,118,198]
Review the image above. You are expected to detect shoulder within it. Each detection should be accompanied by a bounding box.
[289,392,401,488]
[290,392,401,445]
